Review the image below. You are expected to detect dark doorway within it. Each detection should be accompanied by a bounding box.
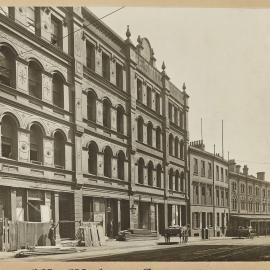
[202,212,206,228]
[120,200,130,230]
[138,202,150,229]
[158,203,165,235]
[168,204,172,226]
[59,193,74,239]
[181,205,186,226]
[105,199,118,238]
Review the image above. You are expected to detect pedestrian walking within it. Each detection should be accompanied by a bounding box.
[179,226,183,244]
[185,224,190,243]
[48,222,58,246]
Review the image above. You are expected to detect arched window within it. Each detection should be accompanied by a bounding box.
[138,158,145,184]
[156,127,161,150]
[30,124,43,164]
[28,61,42,99]
[148,161,153,186]
[88,142,98,175]
[52,73,64,108]
[137,117,144,143]
[103,99,111,129]
[147,122,153,146]
[180,171,185,192]
[169,169,173,190]
[87,91,97,122]
[156,164,162,188]
[117,151,125,180]
[117,106,124,134]
[104,146,113,177]
[180,140,184,159]
[175,170,179,191]
[1,114,18,159]
[54,131,65,168]
[175,137,179,158]
[0,46,15,87]
[169,134,174,156]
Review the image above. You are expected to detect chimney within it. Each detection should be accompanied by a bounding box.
[243,165,249,176]
[257,172,265,181]
[236,165,241,174]
[228,159,236,172]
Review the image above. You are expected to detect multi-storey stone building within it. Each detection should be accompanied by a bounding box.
[0,6,189,240]
[74,8,189,236]
[228,160,270,235]
[189,141,229,237]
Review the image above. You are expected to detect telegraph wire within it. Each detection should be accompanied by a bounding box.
[19,6,125,56]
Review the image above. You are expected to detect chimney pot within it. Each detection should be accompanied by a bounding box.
[257,172,265,181]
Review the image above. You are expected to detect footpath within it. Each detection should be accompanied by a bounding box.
[0,236,231,261]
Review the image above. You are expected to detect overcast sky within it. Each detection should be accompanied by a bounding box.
[90,7,270,179]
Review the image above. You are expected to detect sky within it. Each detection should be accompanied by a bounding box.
[90,7,270,179]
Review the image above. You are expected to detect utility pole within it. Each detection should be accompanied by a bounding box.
[213,144,216,237]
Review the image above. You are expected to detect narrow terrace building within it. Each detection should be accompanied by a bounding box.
[228,160,270,235]
[189,141,229,238]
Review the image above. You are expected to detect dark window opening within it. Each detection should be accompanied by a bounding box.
[30,124,43,164]
[137,79,142,102]
[103,99,111,129]
[88,142,98,175]
[116,62,123,90]
[86,41,95,71]
[138,158,144,184]
[54,131,65,168]
[0,46,15,87]
[52,73,64,108]
[51,15,62,49]
[28,61,42,99]
[87,91,97,122]
[104,146,112,177]
[102,52,110,80]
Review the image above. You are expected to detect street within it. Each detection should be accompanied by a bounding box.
[3,236,270,262]
[72,237,270,262]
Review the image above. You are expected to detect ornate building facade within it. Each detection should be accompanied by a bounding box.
[189,141,229,237]
[0,7,189,238]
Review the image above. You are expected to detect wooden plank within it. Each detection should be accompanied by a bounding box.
[97,224,105,245]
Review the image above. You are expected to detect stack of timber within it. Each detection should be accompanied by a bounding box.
[15,246,78,258]
[76,222,105,247]
[117,229,159,241]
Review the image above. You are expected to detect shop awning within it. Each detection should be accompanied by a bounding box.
[231,214,270,221]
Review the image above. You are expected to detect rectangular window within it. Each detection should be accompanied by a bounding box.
[51,15,62,49]
[208,186,212,204]
[221,190,224,206]
[155,92,160,114]
[207,212,213,227]
[208,162,212,178]
[221,168,224,181]
[179,111,184,129]
[201,160,205,177]
[216,213,220,227]
[201,186,206,205]
[225,169,228,182]
[147,86,152,108]
[192,212,200,229]
[86,41,95,71]
[194,158,198,175]
[102,52,110,80]
[216,165,219,180]
[249,186,253,195]
[26,7,35,33]
[216,189,219,206]
[30,143,39,163]
[116,62,123,90]
[174,107,178,124]
[137,79,142,102]
[169,103,172,121]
